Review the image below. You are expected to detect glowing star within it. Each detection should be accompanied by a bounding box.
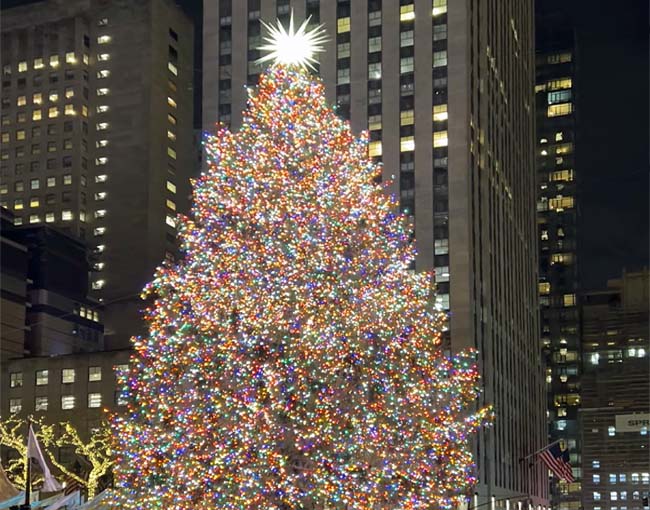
[257,13,328,70]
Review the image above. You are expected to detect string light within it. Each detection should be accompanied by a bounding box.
[112,60,492,510]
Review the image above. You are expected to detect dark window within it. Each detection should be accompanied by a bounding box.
[169,28,178,41]
[62,156,72,167]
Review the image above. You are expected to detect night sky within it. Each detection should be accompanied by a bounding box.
[2,0,648,291]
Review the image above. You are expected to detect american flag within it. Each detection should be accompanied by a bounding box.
[540,443,574,483]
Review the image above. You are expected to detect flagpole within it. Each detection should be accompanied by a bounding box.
[518,438,562,463]
[22,418,31,510]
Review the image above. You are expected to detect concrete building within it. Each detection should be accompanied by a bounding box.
[0,208,28,361]
[1,348,132,446]
[581,271,650,510]
[1,206,103,358]
[535,5,581,509]
[1,0,195,348]
[203,1,546,506]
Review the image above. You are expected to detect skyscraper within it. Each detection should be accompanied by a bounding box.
[580,270,649,510]
[1,0,195,348]
[203,1,547,506]
[535,4,581,508]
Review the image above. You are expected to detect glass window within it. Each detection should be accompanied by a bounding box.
[368,141,382,157]
[88,393,102,408]
[61,395,75,410]
[433,51,447,68]
[433,130,448,147]
[548,103,573,117]
[89,366,102,381]
[9,398,21,413]
[166,181,176,193]
[35,369,49,386]
[35,396,48,411]
[400,57,414,74]
[433,24,447,41]
[433,104,448,121]
[337,17,351,33]
[433,0,447,16]
[10,372,23,388]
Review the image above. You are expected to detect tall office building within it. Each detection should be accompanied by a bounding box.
[580,271,649,510]
[203,1,547,506]
[1,0,194,348]
[535,5,581,509]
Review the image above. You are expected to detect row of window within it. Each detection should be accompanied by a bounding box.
[593,489,650,501]
[9,392,125,413]
[2,52,90,76]
[9,366,119,387]
[593,473,650,484]
[0,105,86,124]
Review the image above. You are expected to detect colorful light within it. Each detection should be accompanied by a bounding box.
[111,62,492,510]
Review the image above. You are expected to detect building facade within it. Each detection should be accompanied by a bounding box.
[1,0,195,348]
[581,271,650,510]
[203,0,547,506]
[535,5,581,509]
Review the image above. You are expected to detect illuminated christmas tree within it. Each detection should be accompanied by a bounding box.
[112,17,491,510]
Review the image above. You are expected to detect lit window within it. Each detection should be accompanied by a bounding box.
[433,50,447,68]
[337,68,350,85]
[14,199,23,211]
[98,18,108,26]
[17,96,26,106]
[167,147,177,159]
[433,104,448,121]
[168,62,178,76]
[97,35,111,44]
[435,266,449,283]
[548,103,573,117]
[45,212,55,223]
[63,174,72,185]
[92,279,106,290]
[337,17,351,33]
[400,30,414,48]
[61,395,75,410]
[593,492,601,501]
[64,104,75,116]
[166,181,177,193]
[97,69,110,79]
[10,372,23,388]
[97,139,109,148]
[167,97,177,109]
[65,87,74,99]
[36,369,49,386]
[400,136,414,152]
[167,130,176,141]
[48,107,59,118]
[400,110,414,126]
[96,157,108,165]
[97,105,109,114]
[88,393,102,408]
[368,141,382,157]
[434,239,449,254]
[400,4,415,21]
[368,36,382,53]
[98,53,110,61]
[89,366,102,381]
[30,197,40,208]
[539,282,551,295]
[94,226,106,236]
[31,92,43,105]
[368,62,381,80]
[337,42,351,58]
[97,87,109,96]
[608,426,616,437]
[368,115,382,131]
[400,57,414,74]
[433,24,447,41]
[433,0,448,16]
[167,114,177,125]
[62,210,73,221]
[35,396,48,412]
[34,58,44,69]
[549,169,574,182]
[166,215,176,228]
[96,122,109,130]
[611,492,618,501]
[95,175,107,183]
[166,199,176,211]
[83,54,89,64]
[9,398,22,413]
[433,130,448,147]
[61,368,75,384]
[30,178,40,190]
[16,129,25,140]
[18,61,27,72]
[95,209,107,218]
[547,52,572,64]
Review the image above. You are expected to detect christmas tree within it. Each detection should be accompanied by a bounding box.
[112,18,491,510]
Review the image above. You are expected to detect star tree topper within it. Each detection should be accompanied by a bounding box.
[257,12,328,70]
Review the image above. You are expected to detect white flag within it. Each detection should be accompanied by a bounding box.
[27,424,62,493]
